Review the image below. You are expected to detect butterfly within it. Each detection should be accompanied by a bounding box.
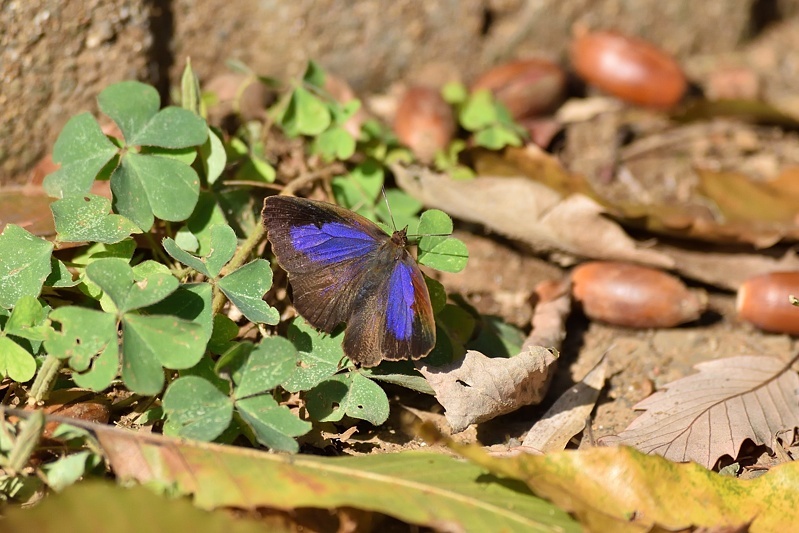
[262,195,436,367]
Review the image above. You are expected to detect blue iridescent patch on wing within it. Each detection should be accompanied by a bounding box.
[290,222,380,263]
[386,262,415,340]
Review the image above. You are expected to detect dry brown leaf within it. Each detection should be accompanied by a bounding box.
[418,346,557,433]
[392,164,674,268]
[522,358,607,452]
[417,285,568,432]
[602,355,799,468]
[656,244,799,291]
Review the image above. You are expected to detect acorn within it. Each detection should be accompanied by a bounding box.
[571,262,706,328]
[570,30,687,108]
[737,272,799,335]
[393,86,455,163]
[472,59,566,119]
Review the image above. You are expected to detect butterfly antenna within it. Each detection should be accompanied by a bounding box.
[381,185,399,231]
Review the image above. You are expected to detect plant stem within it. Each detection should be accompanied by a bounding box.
[28,355,63,405]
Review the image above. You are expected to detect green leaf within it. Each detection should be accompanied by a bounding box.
[249,155,278,183]
[331,99,361,126]
[425,276,447,315]
[72,340,119,391]
[375,189,423,231]
[144,283,214,344]
[416,208,453,236]
[0,338,36,382]
[163,224,237,278]
[181,191,229,255]
[332,159,384,217]
[43,113,119,197]
[460,89,498,131]
[111,152,200,231]
[283,317,344,392]
[442,81,469,104]
[45,307,117,372]
[474,124,523,150]
[163,375,234,441]
[362,364,435,394]
[235,394,311,452]
[282,87,331,136]
[86,258,179,314]
[217,259,279,324]
[208,314,239,355]
[181,59,201,114]
[140,145,198,165]
[45,257,77,288]
[416,210,468,273]
[468,315,525,358]
[0,225,53,308]
[312,126,356,161]
[51,194,141,244]
[306,372,390,425]
[5,296,49,341]
[302,60,327,89]
[200,127,226,184]
[98,81,161,144]
[439,304,477,347]
[71,239,136,266]
[233,337,297,399]
[132,107,208,148]
[41,451,102,492]
[123,314,207,370]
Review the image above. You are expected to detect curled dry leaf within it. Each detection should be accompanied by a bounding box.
[602,355,799,468]
[392,164,673,268]
[419,346,557,433]
[417,280,569,432]
[522,357,607,453]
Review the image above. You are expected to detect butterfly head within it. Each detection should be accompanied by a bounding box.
[390,227,409,247]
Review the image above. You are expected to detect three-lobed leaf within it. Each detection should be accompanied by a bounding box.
[86,258,179,314]
[235,395,311,453]
[416,210,468,273]
[306,372,390,425]
[163,224,237,278]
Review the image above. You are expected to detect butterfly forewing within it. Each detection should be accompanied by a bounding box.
[262,195,436,366]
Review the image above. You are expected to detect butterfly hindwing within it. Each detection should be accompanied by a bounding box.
[342,251,435,366]
[262,195,436,366]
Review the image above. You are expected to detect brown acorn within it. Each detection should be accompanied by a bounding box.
[571,262,706,328]
[737,272,799,335]
[472,59,566,119]
[393,86,455,163]
[570,30,687,108]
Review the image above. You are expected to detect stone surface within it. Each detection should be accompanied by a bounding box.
[0,0,151,184]
[170,0,485,92]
